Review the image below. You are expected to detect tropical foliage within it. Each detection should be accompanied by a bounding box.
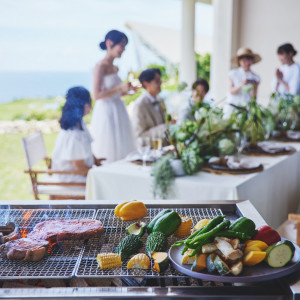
[196,53,211,82]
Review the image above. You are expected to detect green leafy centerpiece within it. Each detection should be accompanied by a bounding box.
[152,102,236,198]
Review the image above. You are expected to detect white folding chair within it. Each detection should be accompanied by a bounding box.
[22,131,86,200]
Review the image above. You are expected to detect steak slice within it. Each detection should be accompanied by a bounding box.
[27,219,104,242]
[0,231,18,245]
[0,238,49,261]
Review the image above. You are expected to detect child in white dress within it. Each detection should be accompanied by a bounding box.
[52,86,102,182]
[224,48,261,118]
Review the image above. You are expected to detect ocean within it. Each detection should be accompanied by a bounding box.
[0,71,94,103]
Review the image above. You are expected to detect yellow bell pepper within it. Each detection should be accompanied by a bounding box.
[243,251,266,266]
[245,240,268,251]
[114,200,147,221]
[244,245,262,255]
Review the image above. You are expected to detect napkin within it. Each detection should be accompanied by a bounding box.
[287,131,300,140]
[226,156,261,169]
[125,150,161,162]
[258,142,294,154]
[208,156,260,169]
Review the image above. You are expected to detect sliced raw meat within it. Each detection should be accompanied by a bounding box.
[0,238,49,261]
[27,219,104,242]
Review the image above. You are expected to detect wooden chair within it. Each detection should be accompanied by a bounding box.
[22,131,87,200]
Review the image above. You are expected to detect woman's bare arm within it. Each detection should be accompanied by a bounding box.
[275,69,290,92]
[229,77,247,95]
[71,160,91,176]
[277,80,290,92]
[93,63,130,100]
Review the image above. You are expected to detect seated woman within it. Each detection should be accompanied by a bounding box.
[52,86,102,182]
[224,48,261,118]
[177,78,210,125]
[272,43,300,96]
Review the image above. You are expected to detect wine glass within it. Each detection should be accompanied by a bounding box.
[137,137,151,168]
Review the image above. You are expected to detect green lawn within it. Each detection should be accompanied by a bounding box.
[0,132,57,200]
[0,91,142,122]
[0,98,63,121]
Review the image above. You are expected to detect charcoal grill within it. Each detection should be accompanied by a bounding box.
[0,199,299,300]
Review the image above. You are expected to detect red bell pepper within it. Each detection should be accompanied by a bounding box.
[252,225,281,245]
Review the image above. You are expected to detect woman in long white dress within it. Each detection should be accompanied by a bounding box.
[91,30,135,163]
[224,48,261,118]
[272,43,300,96]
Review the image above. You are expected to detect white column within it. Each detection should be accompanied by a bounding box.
[210,0,239,104]
[179,0,196,88]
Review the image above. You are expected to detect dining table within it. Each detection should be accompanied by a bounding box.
[86,141,300,228]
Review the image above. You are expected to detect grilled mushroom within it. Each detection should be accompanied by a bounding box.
[214,237,243,261]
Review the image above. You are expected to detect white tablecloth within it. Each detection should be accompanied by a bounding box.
[86,142,300,228]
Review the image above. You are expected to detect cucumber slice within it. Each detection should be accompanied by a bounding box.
[281,240,295,256]
[266,242,293,268]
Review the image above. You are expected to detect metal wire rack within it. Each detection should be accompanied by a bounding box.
[0,209,95,279]
[76,207,223,278]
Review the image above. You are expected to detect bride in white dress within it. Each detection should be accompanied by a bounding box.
[91,30,135,163]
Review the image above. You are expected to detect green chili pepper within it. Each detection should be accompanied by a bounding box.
[189,237,214,256]
[187,215,225,240]
[190,220,230,244]
[213,230,251,240]
[181,245,189,255]
[172,241,185,247]
[172,215,225,248]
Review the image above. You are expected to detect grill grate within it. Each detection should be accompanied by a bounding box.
[0,209,95,279]
[76,207,223,278]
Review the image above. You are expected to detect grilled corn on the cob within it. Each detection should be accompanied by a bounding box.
[96,253,122,269]
[127,253,150,269]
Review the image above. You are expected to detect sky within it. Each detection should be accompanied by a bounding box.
[0,0,213,74]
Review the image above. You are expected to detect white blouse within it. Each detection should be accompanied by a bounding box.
[52,121,94,182]
[224,67,260,118]
[272,63,300,96]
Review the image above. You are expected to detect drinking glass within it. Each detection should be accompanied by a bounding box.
[264,122,273,140]
[152,131,163,158]
[290,119,298,131]
[137,137,151,168]
[234,132,247,158]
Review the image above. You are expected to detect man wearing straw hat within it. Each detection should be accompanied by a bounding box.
[223,48,261,118]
